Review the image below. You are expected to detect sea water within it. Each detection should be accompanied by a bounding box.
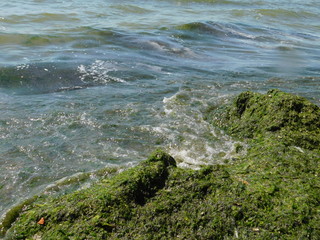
[0,0,319,220]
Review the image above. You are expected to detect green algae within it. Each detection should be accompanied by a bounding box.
[0,166,121,238]
[4,151,176,239]
[213,89,320,149]
[3,90,320,239]
[0,197,39,237]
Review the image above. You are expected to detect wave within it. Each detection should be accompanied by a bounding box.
[176,22,258,40]
[163,0,256,5]
[0,60,127,94]
[109,4,154,14]
[1,12,80,24]
[254,8,320,20]
[0,27,123,47]
[175,21,319,44]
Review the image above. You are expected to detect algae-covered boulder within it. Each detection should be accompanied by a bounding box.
[3,150,176,239]
[2,90,320,240]
[214,89,320,149]
[209,89,320,239]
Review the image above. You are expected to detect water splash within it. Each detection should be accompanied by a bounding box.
[78,60,126,84]
[150,89,246,168]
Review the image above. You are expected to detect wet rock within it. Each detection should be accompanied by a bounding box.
[3,91,320,240]
[214,89,320,149]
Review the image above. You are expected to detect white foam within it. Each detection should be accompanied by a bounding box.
[77,60,126,84]
[154,90,246,168]
[16,64,30,70]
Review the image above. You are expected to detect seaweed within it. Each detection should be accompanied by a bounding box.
[3,90,320,239]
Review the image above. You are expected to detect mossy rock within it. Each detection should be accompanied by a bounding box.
[213,89,320,149]
[3,90,320,239]
[3,150,176,239]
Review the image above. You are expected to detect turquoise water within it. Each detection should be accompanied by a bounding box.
[0,0,319,221]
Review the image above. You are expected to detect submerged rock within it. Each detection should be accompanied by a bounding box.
[2,90,320,239]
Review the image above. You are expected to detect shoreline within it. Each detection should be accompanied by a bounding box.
[2,89,319,239]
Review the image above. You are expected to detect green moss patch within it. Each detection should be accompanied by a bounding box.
[213,89,320,149]
[3,90,320,239]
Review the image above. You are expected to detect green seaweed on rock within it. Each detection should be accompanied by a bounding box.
[3,90,320,239]
[213,89,320,149]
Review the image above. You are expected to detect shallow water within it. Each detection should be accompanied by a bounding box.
[0,0,319,220]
